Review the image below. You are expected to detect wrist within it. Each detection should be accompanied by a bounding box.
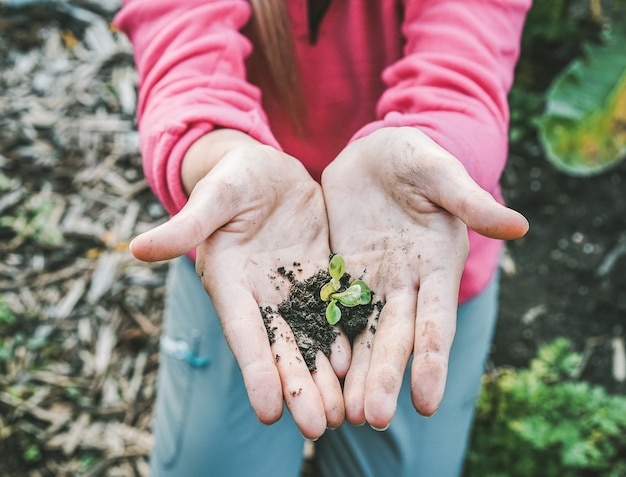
[181,129,263,194]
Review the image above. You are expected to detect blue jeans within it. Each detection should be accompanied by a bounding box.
[150,258,498,477]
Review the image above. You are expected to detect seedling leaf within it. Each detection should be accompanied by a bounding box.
[320,282,336,302]
[333,284,362,307]
[351,279,372,305]
[326,300,341,325]
[328,254,345,282]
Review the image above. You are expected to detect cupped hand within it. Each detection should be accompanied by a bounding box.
[130,131,350,439]
[321,127,528,430]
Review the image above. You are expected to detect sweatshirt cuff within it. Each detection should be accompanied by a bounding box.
[349,111,507,193]
[143,106,282,217]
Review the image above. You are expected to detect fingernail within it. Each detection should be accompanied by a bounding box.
[370,423,390,432]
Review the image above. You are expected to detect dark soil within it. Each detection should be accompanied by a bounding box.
[261,265,381,372]
[493,150,626,395]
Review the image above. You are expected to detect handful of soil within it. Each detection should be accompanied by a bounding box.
[261,264,381,372]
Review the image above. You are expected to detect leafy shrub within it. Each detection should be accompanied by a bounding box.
[537,26,626,176]
[509,0,626,164]
[465,338,626,477]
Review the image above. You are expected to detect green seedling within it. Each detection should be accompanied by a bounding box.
[320,254,371,325]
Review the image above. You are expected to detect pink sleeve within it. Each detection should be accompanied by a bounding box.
[352,0,531,192]
[114,0,280,215]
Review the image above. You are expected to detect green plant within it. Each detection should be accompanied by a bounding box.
[0,172,12,191]
[465,338,626,477]
[538,27,626,175]
[0,339,14,362]
[78,454,101,472]
[22,444,41,463]
[509,0,626,170]
[320,254,371,325]
[1,197,63,246]
[0,296,16,326]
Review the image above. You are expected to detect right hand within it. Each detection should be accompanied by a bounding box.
[129,131,350,439]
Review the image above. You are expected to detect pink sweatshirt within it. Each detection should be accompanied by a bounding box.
[115,0,530,303]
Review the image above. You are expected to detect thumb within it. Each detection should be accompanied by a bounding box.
[130,180,233,262]
[129,212,205,262]
[435,170,529,241]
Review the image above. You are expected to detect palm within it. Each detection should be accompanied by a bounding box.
[322,127,528,429]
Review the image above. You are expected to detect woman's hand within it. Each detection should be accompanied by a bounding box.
[321,127,528,430]
[130,130,349,439]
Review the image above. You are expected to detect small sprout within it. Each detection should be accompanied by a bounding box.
[321,254,372,325]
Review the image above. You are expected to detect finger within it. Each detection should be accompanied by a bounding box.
[363,289,416,430]
[410,271,459,416]
[129,211,209,262]
[311,351,345,430]
[210,287,284,424]
[454,187,528,240]
[129,173,241,262]
[343,324,376,425]
[328,331,351,379]
[269,317,327,439]
[433,165,529,241]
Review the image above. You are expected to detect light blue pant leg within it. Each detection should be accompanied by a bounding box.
[313,275,499,477]
[150,258,305,477]
[151,257,498,477]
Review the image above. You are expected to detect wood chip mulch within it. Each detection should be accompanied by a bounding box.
[0,1,169,475]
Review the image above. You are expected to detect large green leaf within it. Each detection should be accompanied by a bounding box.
[538,30,626,176]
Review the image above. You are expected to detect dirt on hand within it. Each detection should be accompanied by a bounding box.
[261,264,382,372]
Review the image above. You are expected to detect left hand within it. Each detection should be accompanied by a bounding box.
[321,127,528,430]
